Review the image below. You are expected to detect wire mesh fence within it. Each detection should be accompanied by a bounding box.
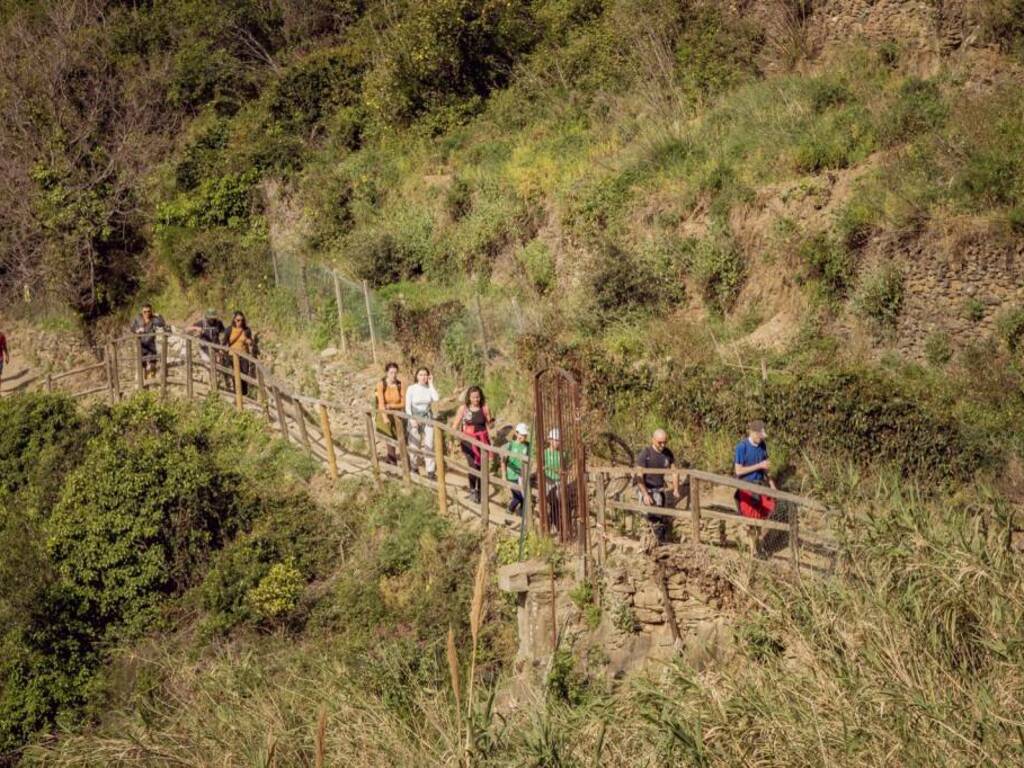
[269,249,392,363]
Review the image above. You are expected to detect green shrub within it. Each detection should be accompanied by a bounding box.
[0,394,85,507]
[675,4,761,103]
[590,241,684,319]
[46,398,249,638]
[808,77,850,113]
[246,559,305,621]
[441,317,485,385]
[794,105,876,173]
[835,193,881,251]
[995,305,1024,352]
[445,176,473,221]
[157,170,260,230]
[762,366,986,480]
[518,239,555,293]
[685,229,745,313]
[168,39,245,110]
[797,232,853,296]
[924,331,953,366]
[880,77,947,145]
[964,297,986,322]
[362,0,539,128]
[265,49,361,133]
[854,261,904,332]
[969,0,1024,58]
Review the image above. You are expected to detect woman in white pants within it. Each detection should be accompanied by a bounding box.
[405,366,439,479]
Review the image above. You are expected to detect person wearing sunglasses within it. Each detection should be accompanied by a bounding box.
[129,303,167,380]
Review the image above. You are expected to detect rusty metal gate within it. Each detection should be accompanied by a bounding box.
[534,367,588,554]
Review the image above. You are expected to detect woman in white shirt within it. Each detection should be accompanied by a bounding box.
[405,366,440,479]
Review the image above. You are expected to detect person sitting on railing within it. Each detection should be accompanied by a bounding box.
[405,366,439,480]
[451,386,494,503]
[635,428,679,546]
[130,303,166,380]
[734,419,777,558]
[223,311,255,397]
[502,423,531,516]
[186,309,225,370]
[374,362,403,465]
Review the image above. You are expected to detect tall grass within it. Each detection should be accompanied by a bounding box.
[25,476,1023,767]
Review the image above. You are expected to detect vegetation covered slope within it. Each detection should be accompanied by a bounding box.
[4,0,1024,485]
[3,396,1021,767]
[0,393,510,765]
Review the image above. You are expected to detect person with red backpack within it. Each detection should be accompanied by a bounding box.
[374,362,403,464]
[451,385,494,503]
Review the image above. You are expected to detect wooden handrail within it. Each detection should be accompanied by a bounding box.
[590,464,827,511]
[23,327,834,573]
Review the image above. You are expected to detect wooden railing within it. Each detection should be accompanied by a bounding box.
[22,329,834,575]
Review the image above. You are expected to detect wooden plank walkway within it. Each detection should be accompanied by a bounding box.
[19,330,838,576]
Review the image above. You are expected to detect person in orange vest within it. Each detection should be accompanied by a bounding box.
[375,362,403,465]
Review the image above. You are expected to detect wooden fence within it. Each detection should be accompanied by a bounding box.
[21,329,834,575]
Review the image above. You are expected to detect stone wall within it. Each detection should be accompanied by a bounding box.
[499,548,737,680]
[856,223,1024,360]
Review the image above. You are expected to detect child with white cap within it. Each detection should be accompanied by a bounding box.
[502,422,531,515]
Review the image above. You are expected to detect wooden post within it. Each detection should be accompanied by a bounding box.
[208,348,218,394]
[105,343,115,404]
[294,399,312,455]
[273,388,289,442]
[232,352,243,411]
[158,332,168,399]
[761,357,768,382]
[111,343,121,402]
[362,279,378,365]
[480,448,490,530]
[256,365,270,422]
[319,403,338,481]
[689,477,701,545]
[332,270,348,355]
[45,374,52,392]
[184,338,194,400]
[434,425,448,517]
[790,505,801,575]
[135,336,144,391]
[365,412,381,480]
[595,472,607,566]
[395,417,411,485]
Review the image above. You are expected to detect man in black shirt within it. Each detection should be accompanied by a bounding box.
[635,428,679,545]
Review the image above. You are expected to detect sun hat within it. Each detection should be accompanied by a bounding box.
[515,423,529,436]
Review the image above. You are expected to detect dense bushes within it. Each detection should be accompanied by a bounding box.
[0,393,324,756]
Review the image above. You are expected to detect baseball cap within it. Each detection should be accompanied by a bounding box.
[747,419,767,435]
[548,428,560,441]
[515,423,529,436]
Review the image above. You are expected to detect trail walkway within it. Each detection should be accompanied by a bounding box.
[14,330,838,577]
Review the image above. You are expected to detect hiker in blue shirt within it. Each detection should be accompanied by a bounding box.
[734,419,777,558]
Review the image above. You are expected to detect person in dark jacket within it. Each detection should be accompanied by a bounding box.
[635,428,679,545]
[130,304,167,379]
